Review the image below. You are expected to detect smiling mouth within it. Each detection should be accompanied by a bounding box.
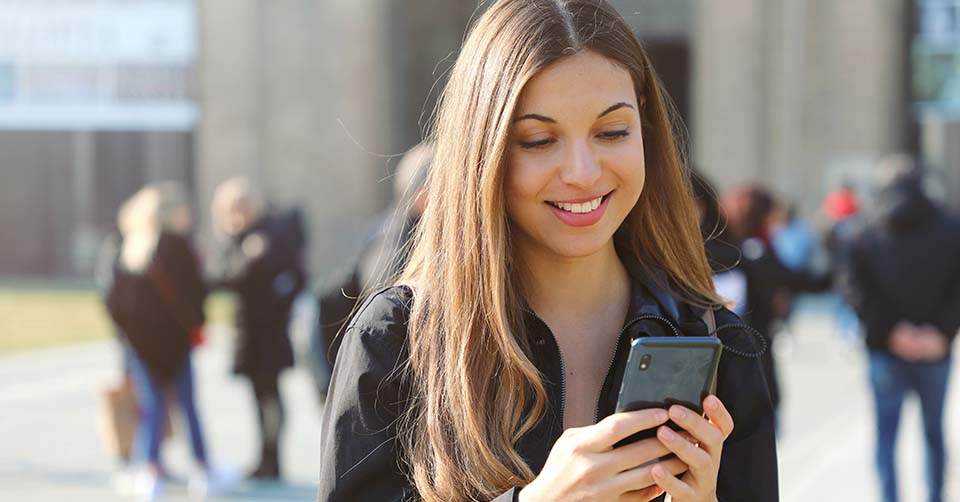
[545,191,613,214]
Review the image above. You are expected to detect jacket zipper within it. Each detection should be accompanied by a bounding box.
[522,307,567,429]
[593,314,681,423]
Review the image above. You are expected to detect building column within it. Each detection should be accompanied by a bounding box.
[692,0,769,189]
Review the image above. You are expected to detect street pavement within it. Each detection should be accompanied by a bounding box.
[0,327,322,502]
[1,297,957,501]
[777,297,960,502]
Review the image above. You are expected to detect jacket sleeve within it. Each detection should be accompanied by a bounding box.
[930,263,960,343]
[843,237,901,348]
[317,295,413,502]
[714,325,779,501]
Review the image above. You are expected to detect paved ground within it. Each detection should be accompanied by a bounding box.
[777,297,960,502]
[0,328,322,502]
[0,296,957,501]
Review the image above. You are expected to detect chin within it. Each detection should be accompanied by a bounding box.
[540,234,614,259]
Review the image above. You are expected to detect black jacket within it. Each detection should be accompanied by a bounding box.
[105,232,206,384]
[214,211,306,375]
[844,177,960,352]
[318,255,778,501]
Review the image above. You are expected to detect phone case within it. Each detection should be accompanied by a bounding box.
[615,335,722,415]
[612,337,722,448]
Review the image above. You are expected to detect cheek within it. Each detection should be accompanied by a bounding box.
[613,148,646,194]
[504,156,549,212]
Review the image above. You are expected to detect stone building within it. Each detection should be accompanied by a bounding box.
[1,0,954,280]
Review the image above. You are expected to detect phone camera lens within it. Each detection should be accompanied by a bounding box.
[639,354,652,371]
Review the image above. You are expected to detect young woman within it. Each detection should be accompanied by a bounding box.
[105,183,217,499]
[318,1,777,501]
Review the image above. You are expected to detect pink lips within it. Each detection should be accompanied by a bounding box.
[547,194,610,227]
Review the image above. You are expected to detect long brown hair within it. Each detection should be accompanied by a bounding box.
[397,1,721,499]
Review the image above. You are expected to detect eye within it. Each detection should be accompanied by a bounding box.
[518,138,556,150]
[597,129,630,142]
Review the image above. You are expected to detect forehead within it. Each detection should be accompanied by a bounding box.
[516,50,637,115]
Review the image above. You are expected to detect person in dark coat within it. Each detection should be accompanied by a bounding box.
[719,185,831,413]
[211,177,306,480]
[104,182,217,500]
[844,158,960,502]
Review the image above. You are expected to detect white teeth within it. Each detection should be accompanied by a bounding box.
[551,196,603,214]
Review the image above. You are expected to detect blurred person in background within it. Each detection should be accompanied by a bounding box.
[720,185,831,419]
[210,177,307,480]
[319,1,777,501]
[313,141,433,400]
[769,204,818,272]
[823,180,863,348]
[104,182,224,500]
[843,156,960,502]
[690,169,747,317]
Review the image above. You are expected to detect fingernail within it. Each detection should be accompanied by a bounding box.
[656,409,669,421]
[652,465,663,478]
[670,406,686,420]
[659,426,675,441]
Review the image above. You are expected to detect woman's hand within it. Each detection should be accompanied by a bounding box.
[518,408,690,502]
[649,395,735,502]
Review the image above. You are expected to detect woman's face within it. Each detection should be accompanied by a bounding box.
[505,50,645,260]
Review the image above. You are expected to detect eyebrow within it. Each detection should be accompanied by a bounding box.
[513,113,556,124]
[597,102,634,118]
[513,101,635,123]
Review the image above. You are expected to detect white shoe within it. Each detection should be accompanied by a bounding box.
[189,464,239,498]
[133,468,164,501]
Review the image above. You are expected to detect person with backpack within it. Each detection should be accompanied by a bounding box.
[211,177,307,480]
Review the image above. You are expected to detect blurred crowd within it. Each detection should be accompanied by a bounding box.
[93,142,958,502]
[97,177,307,499]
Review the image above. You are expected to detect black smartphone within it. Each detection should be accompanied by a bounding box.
[613,336,722,447]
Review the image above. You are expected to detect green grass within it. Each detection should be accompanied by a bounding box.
[0,284,235,353]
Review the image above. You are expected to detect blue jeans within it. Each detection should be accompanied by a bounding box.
[868,351,951,502]
[128,352,208,468]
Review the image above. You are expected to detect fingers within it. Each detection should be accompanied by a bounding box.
[618,485,664,502]
[703,395,735,439]
[613,456,688,494]
[665,405,723,457]
[585,408,670,451]
[651,463,697,500]
[607,437,671,473]
[657,425,713,476]
[618,486,662,502]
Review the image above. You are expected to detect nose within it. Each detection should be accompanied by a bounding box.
[559,140,602,189]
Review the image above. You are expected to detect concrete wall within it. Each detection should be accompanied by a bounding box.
[197,0,475,285]
[693,0,908,217]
